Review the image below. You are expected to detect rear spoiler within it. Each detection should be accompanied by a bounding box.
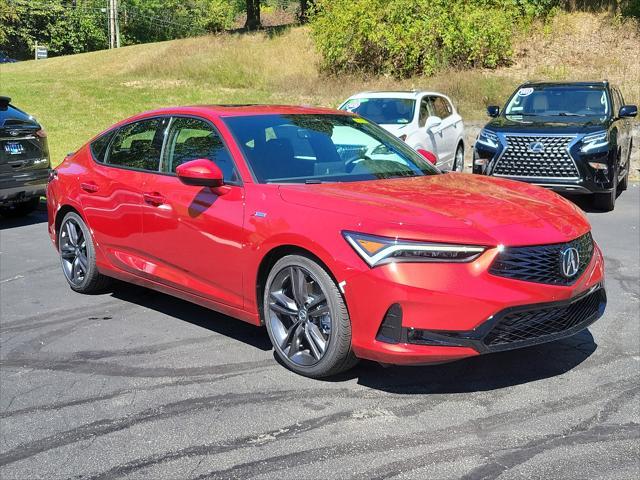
[0,96,10,111]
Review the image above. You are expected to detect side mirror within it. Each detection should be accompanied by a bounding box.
[619,105,637,118]
[487,105,500,117]
[417,149,437,165]
[176,159,224,188]
[425,116,442,130]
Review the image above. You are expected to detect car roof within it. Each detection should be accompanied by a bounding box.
[520,81,609,88]
[344,91,446,100]
[127,104,348,119]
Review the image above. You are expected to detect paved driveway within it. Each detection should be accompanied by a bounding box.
[1,185,639,479]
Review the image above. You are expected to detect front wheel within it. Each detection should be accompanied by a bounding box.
[59,212,111,293]
[263,254,357,378]
[453,144,464,172]
[593,178,617,212]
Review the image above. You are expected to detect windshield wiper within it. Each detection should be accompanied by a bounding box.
[506,113,541,116]
[558,112,587,117]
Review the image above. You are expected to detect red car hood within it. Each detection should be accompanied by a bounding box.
[278,173,590,246]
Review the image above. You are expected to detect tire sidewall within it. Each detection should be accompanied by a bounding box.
[263,254,351,377]
[59,212,98,292]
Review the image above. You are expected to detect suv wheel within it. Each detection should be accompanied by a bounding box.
[593,173,617,212]
[59,212,111,293]
[0,197,39,217]
[453,144,464,172]
[263,254,358,378]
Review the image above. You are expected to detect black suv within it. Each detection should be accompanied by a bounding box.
[473,81,636,211]
[0,97,50,217]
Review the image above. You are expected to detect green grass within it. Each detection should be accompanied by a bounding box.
[1,12,637,165]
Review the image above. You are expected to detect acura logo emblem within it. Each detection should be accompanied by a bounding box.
[528,141,545,153]
[560,247,580,278]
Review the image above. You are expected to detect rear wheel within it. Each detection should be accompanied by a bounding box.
[453,144,464,172]
[263,254,357,378]
[0,197,39,217]
[59,212,111,293]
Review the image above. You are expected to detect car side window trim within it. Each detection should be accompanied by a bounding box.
[160,115,243,187]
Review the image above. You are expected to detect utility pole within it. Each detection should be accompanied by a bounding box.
[114,0,120,48]
[108,0,120,49]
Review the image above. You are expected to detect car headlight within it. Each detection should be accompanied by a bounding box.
[343,231,486,267]
[476,129,499,149]
[581,131,608,152]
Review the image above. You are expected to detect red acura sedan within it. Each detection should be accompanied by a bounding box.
[47,105,606,377]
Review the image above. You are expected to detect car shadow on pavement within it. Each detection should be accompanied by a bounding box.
[0,203,48,229]
[344,330,597,394]
[104,282,596,393]
[107,282,273,351]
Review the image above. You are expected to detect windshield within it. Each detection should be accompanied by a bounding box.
[339,98,416,125]
[223,114,439,184]
[504,86,609,118]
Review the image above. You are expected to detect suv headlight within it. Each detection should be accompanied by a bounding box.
[476,129,499,149]
[581,131,609,152]
[343,231,486,267]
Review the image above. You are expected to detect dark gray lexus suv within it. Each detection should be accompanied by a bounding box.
[473,81,636,211]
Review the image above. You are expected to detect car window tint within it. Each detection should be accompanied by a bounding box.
[106,118,165,171]
[432,97,451,119]
[164,117,239,183]
[90,131,114,163]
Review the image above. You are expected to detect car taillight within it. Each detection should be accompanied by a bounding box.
[35,128,47,138]
[417,149,437,165]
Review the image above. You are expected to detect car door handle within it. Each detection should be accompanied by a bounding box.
[80,182,99,193]
[143,192,165,206]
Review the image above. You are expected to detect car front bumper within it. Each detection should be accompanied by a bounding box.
[344,242,605,365]
[472,141,615,194]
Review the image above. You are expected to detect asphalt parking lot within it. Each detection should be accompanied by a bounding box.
[1,185,639,480]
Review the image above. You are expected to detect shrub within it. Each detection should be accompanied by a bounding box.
[310,0,556,77]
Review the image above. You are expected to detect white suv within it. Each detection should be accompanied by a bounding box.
[339,91,466,171]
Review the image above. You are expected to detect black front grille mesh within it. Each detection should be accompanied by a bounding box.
[493,135,579,178]
[484,288,603,346]
[490,233,593,285]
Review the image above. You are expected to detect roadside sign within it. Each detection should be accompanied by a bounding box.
[35,42,48,60]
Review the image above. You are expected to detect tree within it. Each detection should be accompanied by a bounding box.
[299,0,314,23]
[244,0,261,30]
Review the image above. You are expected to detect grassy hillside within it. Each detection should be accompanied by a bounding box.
[1,12,638,166]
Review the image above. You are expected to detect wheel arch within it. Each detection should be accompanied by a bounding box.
[255,244,342,326]
[55,204,84,238]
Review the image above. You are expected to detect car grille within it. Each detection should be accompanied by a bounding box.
[483,287,604,347]
[493,135,579,179]
[489,233,594,286]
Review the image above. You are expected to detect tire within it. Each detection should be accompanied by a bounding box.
[619,167,629,192]
[453,144,464,172]
[0,197,39,218]
[263,254,358,378]
[58,211,111,293]
[593,174,617,212]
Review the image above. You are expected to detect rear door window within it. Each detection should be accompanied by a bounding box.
[106,118,167,172]
[90,131,115,163]
[431,96,452,119]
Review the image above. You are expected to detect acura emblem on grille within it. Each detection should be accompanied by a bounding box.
[560,247,580,278]
[528,141,545,153]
